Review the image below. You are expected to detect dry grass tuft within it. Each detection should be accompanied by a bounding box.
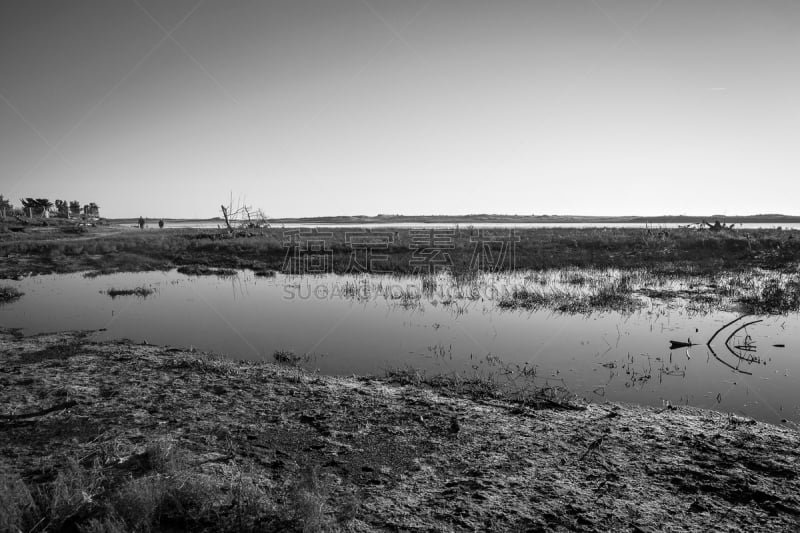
[289,466,330,533]
[113,475,167,530]
[0,468,40,532]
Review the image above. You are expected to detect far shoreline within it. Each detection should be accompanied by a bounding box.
[107,213,800,226]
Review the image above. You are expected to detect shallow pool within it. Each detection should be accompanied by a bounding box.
[1,269,797,424]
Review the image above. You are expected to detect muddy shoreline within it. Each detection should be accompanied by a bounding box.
[1,329,798,532]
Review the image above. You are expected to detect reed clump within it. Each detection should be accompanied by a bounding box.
[740,277,800,314]
[498,274,642,313]
[0,286,23,304]
[176,265,238,277]
[104,286,156,298]
[273,349,303,366]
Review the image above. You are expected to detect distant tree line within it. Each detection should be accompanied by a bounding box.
[0,195,99,218]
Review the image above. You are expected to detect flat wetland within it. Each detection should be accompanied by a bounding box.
[2,221,800,279]
[1,222,799,532]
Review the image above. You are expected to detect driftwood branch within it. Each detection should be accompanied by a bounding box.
[707,314,749,347]
[704,315,763,375]
[220,205,232,232]
[0,400,78,420]
[724,320,763,347]
[706,343,753,375]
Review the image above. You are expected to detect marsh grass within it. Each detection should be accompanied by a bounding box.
[384,361,578,410]
[274,349,304,366]
[635,269,800,314]
[498,271,643,313]
[0,468,39,532]
[81,252,173,278]
[78,516,129,533]
[421,274,437,296]
[110,463,229,531]
[5,226,800,315]
[49,459,105,523]
[0,458,105,533]
[0,285,23,304]
[0,437,339,533]
[5,226,800,278]
[165,352,240,375]
[588,275,640,311]
[145,437,185,474]
[288,267,800,315]
[393,287,421,308]
[104,285,156,298]
[341,278,370,300]
[740,276,800,314]
[494,267,800,315]
[113,475,168,530]
[288,466,330,533]
[176,265,238,277]
[226,470,277,533]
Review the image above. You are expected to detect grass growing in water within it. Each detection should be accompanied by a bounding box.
[740,276,800,314]
[498,272,642,313]
[104,286,156,298]
[0,286,23,304]
[176,265,238,277]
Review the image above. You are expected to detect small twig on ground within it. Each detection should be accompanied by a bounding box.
[193,454,235,467]
[579,435,605,460]
[0,400,78,420]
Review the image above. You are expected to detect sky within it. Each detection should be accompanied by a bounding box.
[1,0,799,219]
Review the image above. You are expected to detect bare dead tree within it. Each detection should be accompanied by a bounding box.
[219,193,269,233]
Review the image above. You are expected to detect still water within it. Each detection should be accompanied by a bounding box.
[1,270,797,424]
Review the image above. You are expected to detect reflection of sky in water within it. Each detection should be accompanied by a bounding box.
[1,270,797,424]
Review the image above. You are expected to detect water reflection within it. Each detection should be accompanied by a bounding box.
[0,269,797,424]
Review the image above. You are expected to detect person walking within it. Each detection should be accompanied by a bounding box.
[138,216,145,230]
[158,219,164,229]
